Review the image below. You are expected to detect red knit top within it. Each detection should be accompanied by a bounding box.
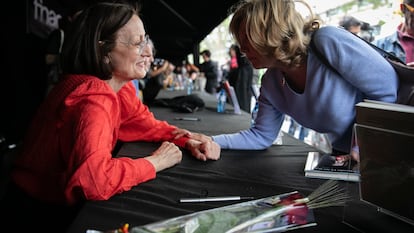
[12,74,188,205]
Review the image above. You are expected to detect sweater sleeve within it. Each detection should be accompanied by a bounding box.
[118,81,189,147]
[212,79,285,150]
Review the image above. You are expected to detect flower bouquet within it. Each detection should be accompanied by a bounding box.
[129,180,349,233]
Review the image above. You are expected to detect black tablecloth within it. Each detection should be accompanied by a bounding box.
[67,90,413,233]
[146,90,253,135]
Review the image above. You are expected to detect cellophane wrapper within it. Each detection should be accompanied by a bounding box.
[130,191,316,233]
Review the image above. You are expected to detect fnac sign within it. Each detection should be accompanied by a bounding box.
[27,0,63,38]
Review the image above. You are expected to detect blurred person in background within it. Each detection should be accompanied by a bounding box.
[339,15,362,35]
[373,0,414,66]
[360,22,375,42]
[198,49,219,94]
[142,57,171,104]
[339,15,374,42]
[226,44,254,112]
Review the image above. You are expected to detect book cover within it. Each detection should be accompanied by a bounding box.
[355,100,414,134]
[304,151,360,182]
[353,99,414,225]
[130,191,317,233]
[355,124,414,226]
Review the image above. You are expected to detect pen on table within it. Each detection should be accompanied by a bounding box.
[174,117,200,121]
[179,196,255,203]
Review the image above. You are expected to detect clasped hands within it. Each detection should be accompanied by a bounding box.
[172,129,220,161]
[145,129,220,172]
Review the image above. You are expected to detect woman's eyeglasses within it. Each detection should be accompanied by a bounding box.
[102,35,149,54]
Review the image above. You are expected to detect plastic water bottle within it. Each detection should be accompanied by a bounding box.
[217,89,226,113]
[251,101,259,126]
[186,78,193,95]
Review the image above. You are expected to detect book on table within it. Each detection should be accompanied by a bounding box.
[304,151,360,182]
[355,99,414,226]
[304,122,360,182]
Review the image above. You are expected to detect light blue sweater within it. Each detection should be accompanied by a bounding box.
[212,26,398,153]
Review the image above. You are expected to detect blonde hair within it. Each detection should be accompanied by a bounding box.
[229,0,321,67]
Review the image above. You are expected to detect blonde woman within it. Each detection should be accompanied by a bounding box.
[193,0,398,158]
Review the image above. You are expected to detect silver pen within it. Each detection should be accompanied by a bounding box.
[174,117,200,121]
[179,196,254,203]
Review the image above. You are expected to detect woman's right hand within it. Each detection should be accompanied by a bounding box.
[145,141,182,172]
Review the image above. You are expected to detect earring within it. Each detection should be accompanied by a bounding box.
[104,56,110,64]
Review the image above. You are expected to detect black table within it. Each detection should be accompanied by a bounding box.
[67,90,413,233]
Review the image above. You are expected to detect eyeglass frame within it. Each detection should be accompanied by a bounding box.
[101,34,150,54]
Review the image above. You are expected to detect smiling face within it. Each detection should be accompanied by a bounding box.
[109,15,150,81]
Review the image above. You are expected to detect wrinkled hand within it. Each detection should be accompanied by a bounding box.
[145,141,182,172]
[188,132,213,143]
[186,139,221,161]
[186,132,219,160]
[171,128,191,140]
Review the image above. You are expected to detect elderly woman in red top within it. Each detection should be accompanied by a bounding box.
[3,2,220,231]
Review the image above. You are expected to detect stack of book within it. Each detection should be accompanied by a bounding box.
[354,100,414,225]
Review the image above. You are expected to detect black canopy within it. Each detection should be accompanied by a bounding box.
[139,0,239,64]
[63,0,239,64]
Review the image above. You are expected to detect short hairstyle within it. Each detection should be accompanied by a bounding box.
[200,50,211,57]
[339,16,362,31]
[229,0,321,68]
[61,2,139,80]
